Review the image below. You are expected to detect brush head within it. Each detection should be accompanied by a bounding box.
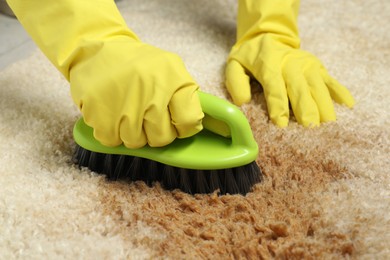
[72,92,262,194]
[73,144,262,195]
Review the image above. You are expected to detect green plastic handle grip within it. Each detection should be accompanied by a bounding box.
[198,91,257,149]
[73,91,258,170]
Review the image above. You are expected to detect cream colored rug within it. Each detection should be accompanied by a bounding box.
[1,0,389,258]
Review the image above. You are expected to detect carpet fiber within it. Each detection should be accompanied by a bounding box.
[1,0,389,258]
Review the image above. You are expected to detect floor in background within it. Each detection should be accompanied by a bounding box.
[0,13,36,70]
[0,0,124,70]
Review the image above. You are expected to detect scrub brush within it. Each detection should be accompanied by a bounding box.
[73,91,262,195]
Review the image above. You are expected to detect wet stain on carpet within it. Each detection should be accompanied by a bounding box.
[97,104,355,259]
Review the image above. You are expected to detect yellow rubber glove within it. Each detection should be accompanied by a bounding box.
[226,0,355,127]
[7,0,204,148]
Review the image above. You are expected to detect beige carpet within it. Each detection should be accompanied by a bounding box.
[1,0,389,258]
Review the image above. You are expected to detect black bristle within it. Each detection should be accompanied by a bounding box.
[113,155,128,180]
[247,162,262,184]
[194,170,210,194]
[76,146,90,167]
[103,154,117,180]
[222,168,240,195]
[162,165,178,190]
[209,170,221,194]
[73,144,262,195]
[127,157,144,181]
[234,167,252,195]
[88,152,105,173]
[145,160,160,186]
[178,168,193,194]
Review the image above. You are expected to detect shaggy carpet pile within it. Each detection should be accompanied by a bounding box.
[0,0,389,258]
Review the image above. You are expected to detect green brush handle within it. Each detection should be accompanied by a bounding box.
[198,91,257,150]
[74,91,258,170]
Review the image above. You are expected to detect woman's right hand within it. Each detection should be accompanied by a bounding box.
[70,40,204,148]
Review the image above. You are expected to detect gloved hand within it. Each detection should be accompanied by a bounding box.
[226,0,355,127]
[7,0,204,148]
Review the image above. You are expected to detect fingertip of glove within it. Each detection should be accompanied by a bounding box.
[345,97,356,108]
[174,119,204,139]
[169,86,204,139]
[225,60,252,106]
[146,134,176,148]
[273,117,289,128]
[302,121,320,128]
[232,95,251,106]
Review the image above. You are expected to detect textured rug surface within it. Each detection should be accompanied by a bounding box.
[1,0,389,259]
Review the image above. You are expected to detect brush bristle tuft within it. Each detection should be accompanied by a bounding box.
[73,144,262,195]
